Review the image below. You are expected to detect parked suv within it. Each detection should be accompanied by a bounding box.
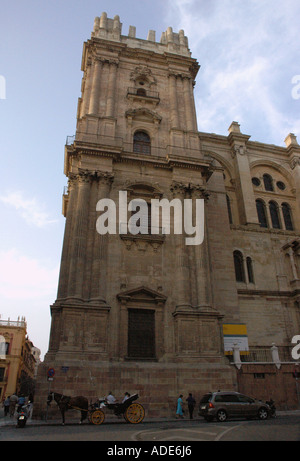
[199,391,270,422]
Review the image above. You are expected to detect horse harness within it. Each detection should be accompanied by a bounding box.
[50,392,88,412]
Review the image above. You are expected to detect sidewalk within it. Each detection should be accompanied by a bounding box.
[1,406,300,428]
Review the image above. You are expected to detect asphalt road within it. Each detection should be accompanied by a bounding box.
[0,413,299,442]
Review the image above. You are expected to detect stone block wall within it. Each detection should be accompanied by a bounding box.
[236,363,300,410]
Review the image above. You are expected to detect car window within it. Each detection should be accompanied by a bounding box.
[238,395,254,403]
[222,394,239,402]
[214,395,224,402]
[200,394,212,403]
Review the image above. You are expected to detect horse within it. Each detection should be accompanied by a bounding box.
[47,392,89,425]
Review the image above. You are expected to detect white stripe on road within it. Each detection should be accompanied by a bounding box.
[215,422,249,441]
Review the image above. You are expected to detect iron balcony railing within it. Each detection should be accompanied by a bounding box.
[127,87,159,99]
[227,346,298,364]
[119,222,165,236]
[0,319,26,327]
[65,133,204,161]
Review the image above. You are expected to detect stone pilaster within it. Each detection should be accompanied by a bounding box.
[183,75,195,131]
[191,184,212,308]
[228,122,259,226]
[286,134,300,223]
[105,60,118,118]
[168,73,179,129]
[90,172,114,300]
[170,181,192,309]
[81,57,93,117]
[89,57,102,115]
[68,170,92,298]
[57,174,79,299]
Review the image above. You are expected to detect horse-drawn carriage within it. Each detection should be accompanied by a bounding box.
[89,393,145,425]
[47,392,145,425]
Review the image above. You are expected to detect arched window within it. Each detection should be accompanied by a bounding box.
[256,199,268,228]
[234,250,245,282]
[128,199,152,234]
[226,194,233,225]
[269,201,281,229]
[133,130,151,154]
[263,174,274,191]
[282,203,294,231]
[246,257,255,284]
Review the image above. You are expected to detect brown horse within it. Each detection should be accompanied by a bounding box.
[47,392,89,425]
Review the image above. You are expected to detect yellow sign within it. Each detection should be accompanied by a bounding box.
[223,324,249,355]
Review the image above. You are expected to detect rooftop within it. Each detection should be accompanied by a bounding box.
[91,12,191,57]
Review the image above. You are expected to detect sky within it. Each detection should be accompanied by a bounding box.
[0,0,299,360]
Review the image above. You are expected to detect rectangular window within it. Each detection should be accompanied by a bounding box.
[254,373,265,379]
[0,367,5,381]
[128,309,155,359]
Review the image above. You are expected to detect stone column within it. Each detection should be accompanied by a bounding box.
[170,181,191,309]
[168,73,179,129]
[228,122,259,226]
[287,247,299,280]
[57,174,78,299]
[105,60,118,118]
[68,170,91,298]
[89,57,102,115]
[289,154,300,222]
[90,172,114,300]
[192,185,212,308]
[81,58,93,117]
[183,75,194,131]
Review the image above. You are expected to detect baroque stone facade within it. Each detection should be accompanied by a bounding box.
[34,13,300,417]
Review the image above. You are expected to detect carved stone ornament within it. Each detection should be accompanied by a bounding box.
[233,145,247,157]
[68,169,114,185]
[290,156,300,170]
[130,65,156,86]
[170,180,188,197]
[190,183,210,201]
[170,181,210,200]
[125,107,162,124]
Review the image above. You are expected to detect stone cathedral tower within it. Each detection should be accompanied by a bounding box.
[35,13,242,417]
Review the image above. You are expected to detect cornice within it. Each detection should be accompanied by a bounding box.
[230,223,299,237]
[237,288,300,298]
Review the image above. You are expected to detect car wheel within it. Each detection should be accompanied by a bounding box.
[258,407,268,420]
[216,409,227,422]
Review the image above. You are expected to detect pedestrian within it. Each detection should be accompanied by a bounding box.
[28,393,34,419]
[122,392,130,403]
[9,393,18,417]
[17,394,25,412]
[186,393,196,419]
[176,394,184,418]
[3,396,10,416]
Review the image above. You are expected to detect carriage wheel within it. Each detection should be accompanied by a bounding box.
[125,403,145,424]
[90,409,105,425]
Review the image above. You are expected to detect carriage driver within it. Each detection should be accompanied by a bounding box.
[106,392,117,404]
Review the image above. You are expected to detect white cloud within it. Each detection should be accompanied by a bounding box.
[165,0,300,145]
[0,249,59,300]
[0,249,59,358]
[0,190,57,228]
